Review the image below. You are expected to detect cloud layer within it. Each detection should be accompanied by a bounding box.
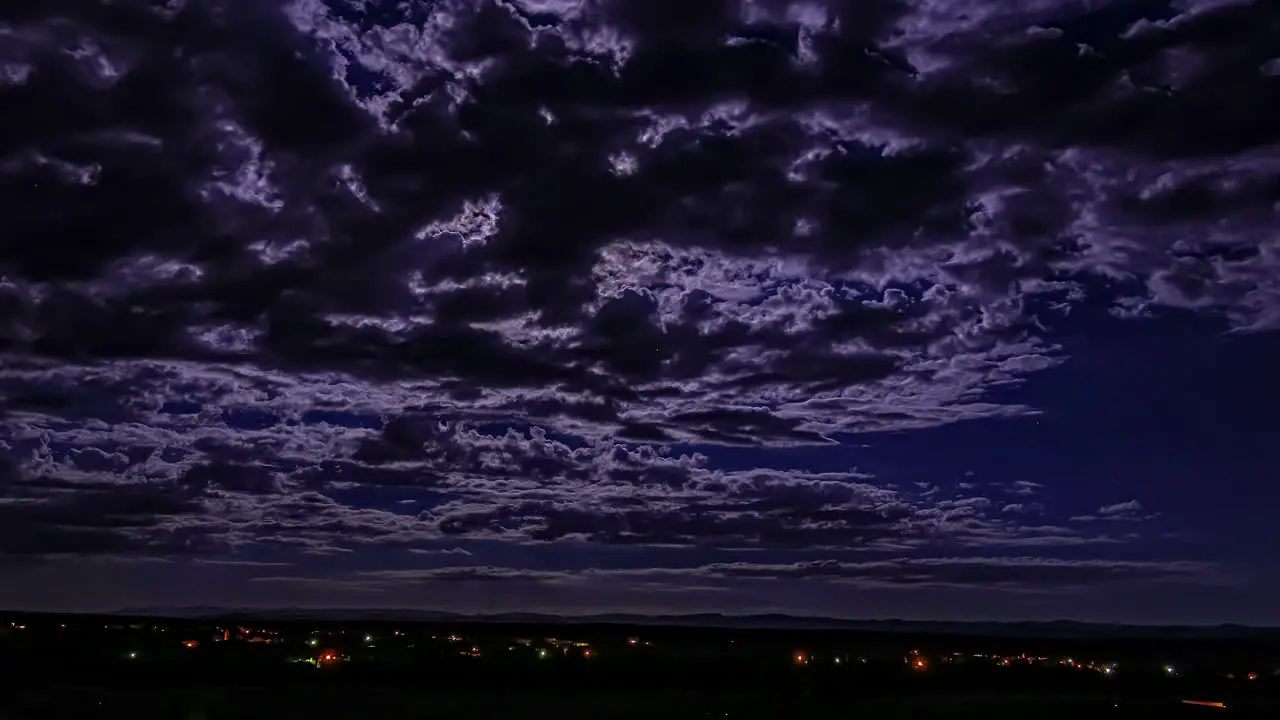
[1,0,1275,614]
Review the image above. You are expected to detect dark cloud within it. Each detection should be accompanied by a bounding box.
[0,469,207,557]
[329,555,1228,593]
[0,0,1273,607]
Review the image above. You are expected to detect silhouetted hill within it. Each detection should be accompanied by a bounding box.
[99,607,1280,640]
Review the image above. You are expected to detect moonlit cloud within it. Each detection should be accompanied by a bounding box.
[0,0,1276,622]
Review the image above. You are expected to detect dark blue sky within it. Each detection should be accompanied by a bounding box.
[1,0,1278,625]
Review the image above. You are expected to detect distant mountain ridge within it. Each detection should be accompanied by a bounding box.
[98,607,1280,640]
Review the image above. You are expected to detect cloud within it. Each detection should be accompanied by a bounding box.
[1008,481,1043,497]
[0,0,1274,589]
[1098,500,1143,516]
[407,547,472,556]
[265,555,1230,593]
[1071,499,1153,523]
[7,0,1278,442]
[0,416,1121,556]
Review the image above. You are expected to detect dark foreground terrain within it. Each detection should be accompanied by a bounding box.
[1,611,1276,718]
[0,685,1272,720]
[2,664,1274,719]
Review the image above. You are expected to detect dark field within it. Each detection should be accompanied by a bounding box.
[0,685,1270,720]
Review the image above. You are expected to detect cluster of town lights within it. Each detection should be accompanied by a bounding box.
[17,621,1271,686]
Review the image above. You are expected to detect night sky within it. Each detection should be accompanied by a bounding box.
[1,0,1278,625]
